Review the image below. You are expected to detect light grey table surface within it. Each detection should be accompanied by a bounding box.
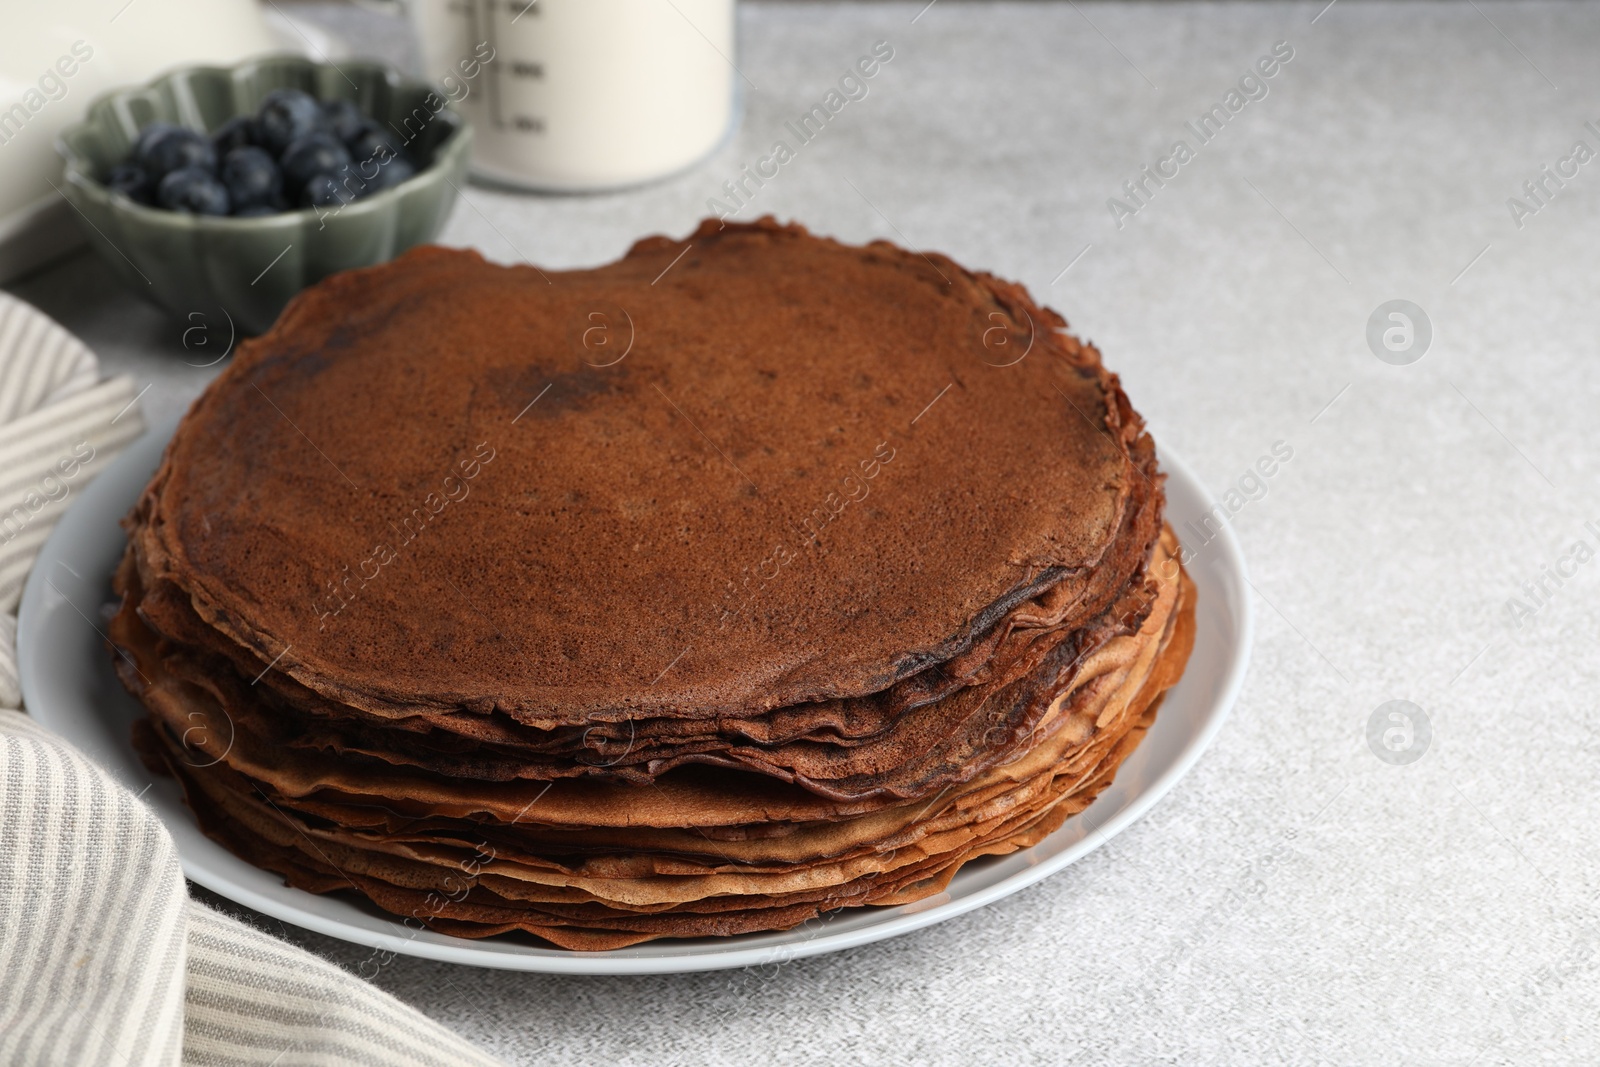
[11,2,1600,1064]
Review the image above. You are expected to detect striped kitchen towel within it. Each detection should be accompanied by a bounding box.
[0,294,504,1066]
[0,708,504,1067]
[0,291,145,707]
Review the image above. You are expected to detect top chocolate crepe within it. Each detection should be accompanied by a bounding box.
[136,218,1144,727]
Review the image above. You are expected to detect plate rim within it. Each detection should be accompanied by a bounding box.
[18,417,1252,975]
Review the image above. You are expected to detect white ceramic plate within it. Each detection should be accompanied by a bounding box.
[18,418,1251,975]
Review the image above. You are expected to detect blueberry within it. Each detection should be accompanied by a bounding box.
[130,121,180,162]
[323,163,372,201]
[299,173,349,208]
[211,115,257,153]
[280,133,351,195]
[156,166,231,215]
[320,98,370,143]
[347,128,406,168]
[255,88,326,154]
[366,154,416,192]
[339,148,417,196]
[106,162,153,204]
[221,146,282,209]
[137,127,216,179]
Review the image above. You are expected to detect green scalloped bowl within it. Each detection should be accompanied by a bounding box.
[57,54,472,335]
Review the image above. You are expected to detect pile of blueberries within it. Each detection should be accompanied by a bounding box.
[106,88,417,217]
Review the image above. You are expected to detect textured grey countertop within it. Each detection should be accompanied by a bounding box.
[11,2,1600,1064]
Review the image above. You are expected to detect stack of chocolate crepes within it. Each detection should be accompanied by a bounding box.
[112,219,1195,950]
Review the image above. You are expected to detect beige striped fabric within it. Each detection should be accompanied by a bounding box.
[0,710,504,1067]
[0,289,147,712]
[1,710,188,1066]
[0,294,101,425]
[0,292,147,619]
[0,294,504,1066]
[0,377,147,613]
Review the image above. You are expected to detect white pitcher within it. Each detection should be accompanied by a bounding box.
[372,0,739,191]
